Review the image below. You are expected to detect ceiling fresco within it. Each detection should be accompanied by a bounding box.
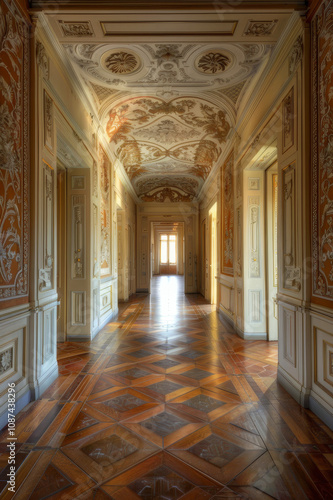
[41,10,292,201]
[104,96,231,200]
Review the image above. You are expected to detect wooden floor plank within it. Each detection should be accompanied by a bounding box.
[0,276,332,498]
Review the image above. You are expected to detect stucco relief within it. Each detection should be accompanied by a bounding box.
[0,0,29,302]
[102,50,140,74]
[289,35,303,75]
[59,21,94,37]
[312,0,333,302]
[99,145,111,276]
[243,20,278,37]
[282,87,295,153]
[221,151,234,276]
[136,176,198,201]
[0,347,13,375]
[196,51,230,74]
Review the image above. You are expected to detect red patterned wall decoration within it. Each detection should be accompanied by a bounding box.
[221,150,234,276]
[0,0,30,305]
[312,0,333,306]
[99,144,111,277]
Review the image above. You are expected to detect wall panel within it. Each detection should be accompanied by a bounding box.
[0,0,30,305]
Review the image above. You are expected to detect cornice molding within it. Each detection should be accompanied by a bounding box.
[29,0,307,11]
[235,12,305,135]
[35,14,99,120]
[113,159,142,205]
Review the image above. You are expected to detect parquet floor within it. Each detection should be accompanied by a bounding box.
[1,276,333,499]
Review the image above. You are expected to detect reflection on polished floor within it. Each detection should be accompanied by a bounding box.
[1,276,333,499]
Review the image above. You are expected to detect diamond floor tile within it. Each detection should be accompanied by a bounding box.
[183,394,225,412]
[2,276,332,500]
[140,411,189,437]
[147,380,184,395]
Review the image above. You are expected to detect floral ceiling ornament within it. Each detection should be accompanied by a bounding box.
[154,44,183,66]
[102,50,140,74]
[196,52,231,74]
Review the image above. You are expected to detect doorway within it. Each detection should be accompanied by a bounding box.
[266,163,278,340]
[56,164,67,342]
[159,233,177,275]
[209,202,217,305]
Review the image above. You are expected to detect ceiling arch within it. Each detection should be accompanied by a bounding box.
[104,95,232,200]
[37,7,297,201]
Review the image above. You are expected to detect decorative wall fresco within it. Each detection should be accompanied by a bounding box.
[0,0,29,304]
[99,145,111,276]
[221,150,234,276]
[312,0,333,305]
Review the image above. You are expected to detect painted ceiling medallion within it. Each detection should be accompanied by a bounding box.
[196,51,231,74]
[101,49,140,74]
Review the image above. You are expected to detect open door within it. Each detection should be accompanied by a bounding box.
[266,164,278,340]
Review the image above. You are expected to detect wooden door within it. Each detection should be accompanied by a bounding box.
[159,233,177,274]
[56,166,67,342]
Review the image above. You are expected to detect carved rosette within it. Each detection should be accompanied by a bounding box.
[102,50,140,74]
[0,347,13,375]
[196,51,230,74]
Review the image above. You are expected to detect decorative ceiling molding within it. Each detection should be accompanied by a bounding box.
[63,42,273,100]
[35,7,303,202]
[195,51,231,74]
[58,20,94,37]
[31,1,307,9]
[243,19,278,36]
[101,49,141,74]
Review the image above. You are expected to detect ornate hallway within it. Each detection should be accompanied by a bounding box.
[1,276,333,499]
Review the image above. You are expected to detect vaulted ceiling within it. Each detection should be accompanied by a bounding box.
[35,3,304,201]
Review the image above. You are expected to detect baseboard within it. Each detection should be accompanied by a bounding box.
[237,330,268,340]
[218,308,235,329]
[31,362,59,400]
[309,394,333,431]
[218,308,267,340]
[66,335,91,341]
[0,389,32,430]
[94,308,119,339]
[277,367,310,407]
